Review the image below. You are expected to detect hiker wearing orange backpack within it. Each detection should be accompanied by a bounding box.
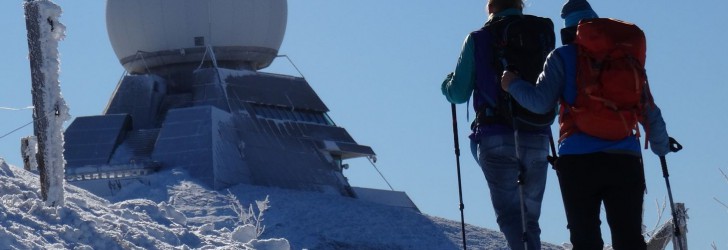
[500,0,672,249]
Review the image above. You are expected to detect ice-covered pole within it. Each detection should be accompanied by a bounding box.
[21,136,38,172]
[24,0,70,207]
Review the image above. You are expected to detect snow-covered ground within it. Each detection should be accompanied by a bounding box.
[0,157,562,249]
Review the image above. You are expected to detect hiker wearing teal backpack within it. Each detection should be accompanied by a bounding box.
[441,0,555,249]
[501,0,673,249]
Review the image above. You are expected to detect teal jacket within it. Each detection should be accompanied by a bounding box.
[441,8,524,104]
[441,9,532,138]
[442,9,553,138]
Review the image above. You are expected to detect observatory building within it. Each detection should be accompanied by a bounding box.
[62,0,413,208]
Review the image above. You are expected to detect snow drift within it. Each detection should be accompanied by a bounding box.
[0,157,561,249]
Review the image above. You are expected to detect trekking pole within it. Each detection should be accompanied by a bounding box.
[503,65,529,250]
[659,137,684,250]
[511,103,528,250]
[450,103,467,250]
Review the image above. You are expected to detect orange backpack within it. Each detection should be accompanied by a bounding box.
[560,18,653,142]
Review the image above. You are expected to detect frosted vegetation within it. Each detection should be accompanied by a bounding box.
[0,158,288,249]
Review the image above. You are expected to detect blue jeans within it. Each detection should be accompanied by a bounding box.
[471,133,549,250]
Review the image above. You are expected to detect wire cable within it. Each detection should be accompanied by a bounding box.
[0,120,34,140]
[0,106,34,111]
[0,107,41,140]
[367,156,394,191]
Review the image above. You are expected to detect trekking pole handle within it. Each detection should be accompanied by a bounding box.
[451,104,460,156]
[659,156,669,178]
[659,137,682,178]
[668,137,682,153]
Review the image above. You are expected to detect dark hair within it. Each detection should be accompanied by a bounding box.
[488,0,524,12]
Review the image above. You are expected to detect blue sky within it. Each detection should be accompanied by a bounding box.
[1,0,726,248]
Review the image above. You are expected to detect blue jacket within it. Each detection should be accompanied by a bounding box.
[507,44,671,156]
[441,9,548,139]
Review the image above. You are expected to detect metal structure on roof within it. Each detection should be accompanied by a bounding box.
[62,0,417,210]
[65,67,374,196]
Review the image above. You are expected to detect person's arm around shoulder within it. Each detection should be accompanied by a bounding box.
[441,34,476,104]
[500,49,566,114]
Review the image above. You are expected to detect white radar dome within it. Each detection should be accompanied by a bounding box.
[106,0,287,73]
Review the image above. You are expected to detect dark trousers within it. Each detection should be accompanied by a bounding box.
[556,152,647,250]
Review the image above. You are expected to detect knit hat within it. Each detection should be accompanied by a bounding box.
[560,0,599,27]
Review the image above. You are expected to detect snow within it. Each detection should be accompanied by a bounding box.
[0,157,562,249]
[0,158,288,249]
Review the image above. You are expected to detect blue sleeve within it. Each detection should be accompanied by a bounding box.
[441,34,476,104]
[506,49,566,114]
[643,97,670,155]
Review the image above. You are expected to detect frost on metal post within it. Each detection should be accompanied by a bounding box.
[645,203,689,250]
[21,135,38,172]
[24,0,70,207]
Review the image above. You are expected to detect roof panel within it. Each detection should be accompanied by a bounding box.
[225,73,329,112]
